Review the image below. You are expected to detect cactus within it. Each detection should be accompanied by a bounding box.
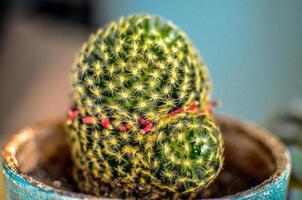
[67,14,224,198]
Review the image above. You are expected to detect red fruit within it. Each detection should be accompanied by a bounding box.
[83,117,93,124]
[125,123,133,129]
[117,125,127,132]
[169,108,184,116]
[68,109,79,122]
[143,123,153,133]
[138,118,150,126]
[101,118,110,129]
[187,103,197,111]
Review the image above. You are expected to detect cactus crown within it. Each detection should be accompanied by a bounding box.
[67,14,223,198]
[72,14,211,120]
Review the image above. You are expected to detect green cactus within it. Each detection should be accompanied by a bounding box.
[67,14,224,198]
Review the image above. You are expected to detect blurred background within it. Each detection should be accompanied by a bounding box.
[0,0,302,139]
[0,0,302,198]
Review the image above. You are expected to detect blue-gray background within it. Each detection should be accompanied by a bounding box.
[0,0,301,138]
[95,0,302,124]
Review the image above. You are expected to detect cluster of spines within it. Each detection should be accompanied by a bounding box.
[67,14,223,198]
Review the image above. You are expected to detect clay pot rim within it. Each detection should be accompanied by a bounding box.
[1,115,291,199]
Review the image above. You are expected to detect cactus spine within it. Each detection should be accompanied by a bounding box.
[67,14,224,198]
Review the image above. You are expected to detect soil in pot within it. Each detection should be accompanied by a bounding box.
[28,148,261,198]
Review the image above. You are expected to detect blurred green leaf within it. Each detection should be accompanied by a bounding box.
[288,188,302,200]
[287,99,302,120]
[273,122,302,146]
[289,146,302,183]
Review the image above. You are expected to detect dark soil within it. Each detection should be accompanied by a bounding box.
[28,146,261,199]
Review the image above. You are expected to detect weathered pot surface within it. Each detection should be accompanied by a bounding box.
[1,115,291,200]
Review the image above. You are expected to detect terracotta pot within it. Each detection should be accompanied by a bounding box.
[1,115,291,199]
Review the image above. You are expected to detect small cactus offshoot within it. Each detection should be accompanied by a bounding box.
[67,14,224,198]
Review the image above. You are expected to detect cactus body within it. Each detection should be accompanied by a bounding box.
[67,14,223,198]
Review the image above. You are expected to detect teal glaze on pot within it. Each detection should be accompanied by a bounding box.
[1,164,91,200]
[229,165,290,200]
[2,164,59,200]
[1,117,291,200]
[2,162,291,200]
